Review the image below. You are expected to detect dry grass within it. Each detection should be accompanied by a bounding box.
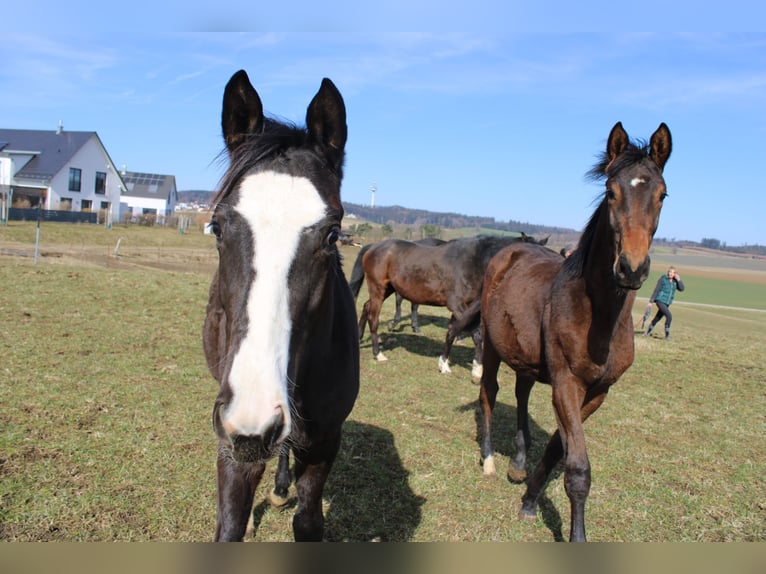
[0,223,764,542]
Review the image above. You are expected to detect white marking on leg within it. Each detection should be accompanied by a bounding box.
[483,455,497,476]
[223,172,326,441]
[471,360,483,384]
[438,355,451,374]
[375,351,388,362]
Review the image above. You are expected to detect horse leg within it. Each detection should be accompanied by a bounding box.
[391,292,404,327]
[367,297,387,362]
[478,339,502,476]
[358,300,369,339]
[438,314,459,373]
[560,388,609,542]
[411,303,421,333]
[268,444,291,507]
[508,373,535,483]
[520,383,608,542]
[470,327,483,384]
[291,435,341,541]
[214,447,266,542]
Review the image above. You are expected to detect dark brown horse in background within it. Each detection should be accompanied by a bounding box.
[478,122,672,541]
[350,234,546,378]
[203,70,359,541]
[391,237,446,333]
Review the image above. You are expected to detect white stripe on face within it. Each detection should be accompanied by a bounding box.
[223,171,326,440]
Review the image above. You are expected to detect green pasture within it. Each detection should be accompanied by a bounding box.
[0,223,764,542]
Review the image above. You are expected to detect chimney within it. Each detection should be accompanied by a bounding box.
[56,120,63,135]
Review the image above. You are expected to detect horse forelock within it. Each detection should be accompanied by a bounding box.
[586,139,651,182]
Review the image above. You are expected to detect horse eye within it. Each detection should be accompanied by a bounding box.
[605,188,616,200]
[210,219,222,239]
[325,228,340,246]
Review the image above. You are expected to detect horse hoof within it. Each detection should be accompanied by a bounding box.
[507,465,527,483]
[482,455,497,476]
[375,352,388,362]
[268,489,290,508]
[519,501,537,520]
[438,356,451,374]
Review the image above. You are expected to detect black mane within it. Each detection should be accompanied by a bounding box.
[213,117,309,207]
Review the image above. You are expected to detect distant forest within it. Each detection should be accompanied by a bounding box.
[343,202,576,238]
[177,191,765,256]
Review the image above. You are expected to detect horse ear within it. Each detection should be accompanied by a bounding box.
[649,122,672,171]
[221,70,264,154]
[202,271,227,383]
[306,78,347,171]
[606,121,630,162]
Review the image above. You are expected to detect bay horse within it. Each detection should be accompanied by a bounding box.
[350,234,546,377]
[376,237,447,333]
[202,70,359,542]
[477,122,672,542]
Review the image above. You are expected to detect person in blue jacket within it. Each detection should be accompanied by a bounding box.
[645,266,685,340]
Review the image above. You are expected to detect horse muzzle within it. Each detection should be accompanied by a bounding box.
[213,401,288,463]
[615,253,651,290]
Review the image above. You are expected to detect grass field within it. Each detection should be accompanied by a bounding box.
[0,221,764,542]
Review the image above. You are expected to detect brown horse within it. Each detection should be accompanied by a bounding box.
[203,70,359,541]
[350,234,546,377]
[477,122,672,542]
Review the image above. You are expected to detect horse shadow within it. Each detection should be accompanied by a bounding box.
[369,313,478,368]
[251,421,424,542]
[458,397,566,542]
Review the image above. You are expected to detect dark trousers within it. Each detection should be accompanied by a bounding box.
[649,301,672,333]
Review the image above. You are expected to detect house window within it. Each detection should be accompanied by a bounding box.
[60,198,72,211]
[68,168,81,192]
[81,200,92,211]
[95,171,106,195]
[100,201,109,210]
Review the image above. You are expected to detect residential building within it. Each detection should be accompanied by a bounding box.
[119,170,178,223]
[0,125,126,224]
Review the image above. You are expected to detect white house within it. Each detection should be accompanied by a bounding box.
[0,125,126,224]
[119,170,178,223]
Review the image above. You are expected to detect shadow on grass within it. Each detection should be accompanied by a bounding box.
[250,421,425,542]
[458,398,565,542]
[360,312,479,369]
[323,421,425,541]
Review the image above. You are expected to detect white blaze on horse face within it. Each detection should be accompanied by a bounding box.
[224,171,326,441]
[630,177,647,188]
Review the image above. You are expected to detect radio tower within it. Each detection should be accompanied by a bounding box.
[370,182,376,208]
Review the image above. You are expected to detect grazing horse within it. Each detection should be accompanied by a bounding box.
[350,234,546,377]
[202,70,359,542]
[477,122,672,542]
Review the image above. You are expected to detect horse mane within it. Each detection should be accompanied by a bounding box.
[212,117,310,207]
[585,138,651,182]
[563,138,652,280]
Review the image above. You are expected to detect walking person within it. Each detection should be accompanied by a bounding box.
[645,266,685,340]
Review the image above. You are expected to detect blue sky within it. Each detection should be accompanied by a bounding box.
[2,17,764,245]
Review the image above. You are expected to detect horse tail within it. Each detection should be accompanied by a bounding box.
[349,243,372,300]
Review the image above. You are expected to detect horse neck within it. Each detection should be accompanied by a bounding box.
[582,207,634,321]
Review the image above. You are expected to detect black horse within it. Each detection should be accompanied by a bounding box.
[202,70,359,541]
